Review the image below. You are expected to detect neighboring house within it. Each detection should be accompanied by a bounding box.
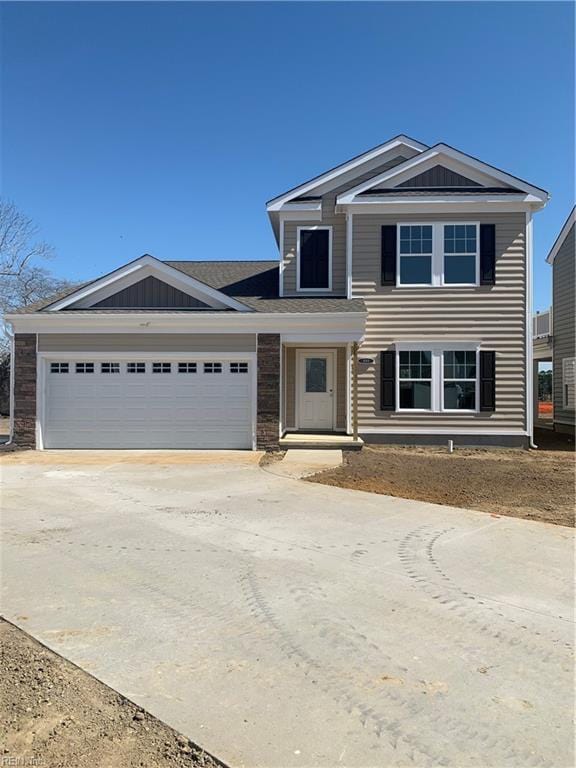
[533,208,575,434]
[5,135,549,451]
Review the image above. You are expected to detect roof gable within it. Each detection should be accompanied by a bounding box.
[92,275,211,310]
[337,144,549,205]
[266,135,428,210]
[546,207,576,264]
[44,255,253,313]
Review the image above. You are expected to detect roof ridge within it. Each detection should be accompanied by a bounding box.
[164,259,278,264]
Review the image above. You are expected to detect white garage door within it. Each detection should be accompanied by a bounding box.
[43,358,254,449]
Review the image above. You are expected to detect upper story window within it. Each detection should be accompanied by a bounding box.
[297,227,332,291]
[394,223,480,287]
[399,226,433,285]
[444,225,478,284]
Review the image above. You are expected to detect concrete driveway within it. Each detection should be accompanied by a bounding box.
[1,450,573,768]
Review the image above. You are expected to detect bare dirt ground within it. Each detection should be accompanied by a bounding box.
[308,428,575,528]
[0,619,223,768]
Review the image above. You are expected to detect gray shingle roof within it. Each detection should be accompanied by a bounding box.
[12,260,366,315]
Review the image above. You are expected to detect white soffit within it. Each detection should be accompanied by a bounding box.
[44,255,253,313]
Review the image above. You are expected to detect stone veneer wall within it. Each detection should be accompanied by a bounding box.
[256,333,280,450]
[12,333,37,447]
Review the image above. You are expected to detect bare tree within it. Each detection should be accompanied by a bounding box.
[0,200,55,277]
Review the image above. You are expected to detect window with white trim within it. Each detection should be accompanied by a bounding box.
[230,362,248,374]
[399,351,432,409]
[127,362,146,374]
[562,357,575,410]
[443,351,477,410]
[396,346,479,413]
[443,225,478,284]
[397,223,479,286]
[399,226,433,285]
[101,362,120,374]
[75,362,94,374]
[178,362,197,374]
[50,362,69,374]
[152,362,171,374]
[204,362,222,374]
[297,227,331,291]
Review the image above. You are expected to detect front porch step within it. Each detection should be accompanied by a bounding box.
[279,433,363,450]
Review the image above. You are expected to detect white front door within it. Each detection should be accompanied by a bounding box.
[297,351,335,431]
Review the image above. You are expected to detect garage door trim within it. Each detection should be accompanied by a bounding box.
[37,351,258,450]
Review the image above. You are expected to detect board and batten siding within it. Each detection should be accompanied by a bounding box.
[552,222,575,429]
[38,333,257,353]
[283,346,347,430]
[281,150,420,296]
[351,212,527,433]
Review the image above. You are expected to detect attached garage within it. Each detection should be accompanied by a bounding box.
[41,356,255,449]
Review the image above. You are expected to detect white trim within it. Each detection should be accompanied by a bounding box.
[396,222,479,287]
[336,144,549,204]
[346,213,353,298]
[6,311,367,340]
[279,338,284,437]
[296,226,333,292]
[346,342,352,435]
[546,207,575,264]
[395,342,481,415]
[295,349,337,431]
[336,201,538,215]
[266,135,428,210]
[279,218,285,297]
[46,256,253,313]
[360,428,528,436]
[526,211,534,441]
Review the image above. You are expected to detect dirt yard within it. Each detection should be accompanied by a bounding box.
[0,619,223,768]
[309,429,575,528]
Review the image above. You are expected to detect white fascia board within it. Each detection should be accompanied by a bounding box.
[6,311,367,339]
[336,200,538,215]
[337,144,549,204]
[46,255,253,313]
[266,135,428,211]
[546,207,576,264]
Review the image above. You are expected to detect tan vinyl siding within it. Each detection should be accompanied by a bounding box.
[38,333,257,353]
[282,153,418,296]
[352,212,527,432]
[283,347,347,430]
[552,223,575,427]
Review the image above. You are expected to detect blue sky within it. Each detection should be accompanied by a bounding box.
[1,1,574,311]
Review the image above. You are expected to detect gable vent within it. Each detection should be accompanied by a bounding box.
[398,165,482,188]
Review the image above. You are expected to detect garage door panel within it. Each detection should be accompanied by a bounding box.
[44,358,253,449]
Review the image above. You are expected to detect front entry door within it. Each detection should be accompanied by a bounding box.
[298,351,335,430]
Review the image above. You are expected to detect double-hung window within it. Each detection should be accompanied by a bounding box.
[399,351,432,409]
[443,225,478,284]
[297,227,331,291]
[396,346,479,412]
[443,351,477,410]
[396,223,479,286]
[399,226,433,285]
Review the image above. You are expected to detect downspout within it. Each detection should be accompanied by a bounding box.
[3,319,15,446]
[352,341,359,441]
[526,210,537,449]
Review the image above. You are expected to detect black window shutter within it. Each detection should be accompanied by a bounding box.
[300,230,329,289]
[380,350,396,410]
[479,350,496,411]
[480,224,496,285]
[381,226,397,286]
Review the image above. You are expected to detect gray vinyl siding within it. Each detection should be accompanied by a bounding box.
[281,151,419,296]
[38,333,256,353]
[398,165,481,188]
[552,223,575,427]
[283,347,347,431]
[94,276,209,309]
[352,212,527,432]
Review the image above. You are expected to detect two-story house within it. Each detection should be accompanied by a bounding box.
[5,135,548,450]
